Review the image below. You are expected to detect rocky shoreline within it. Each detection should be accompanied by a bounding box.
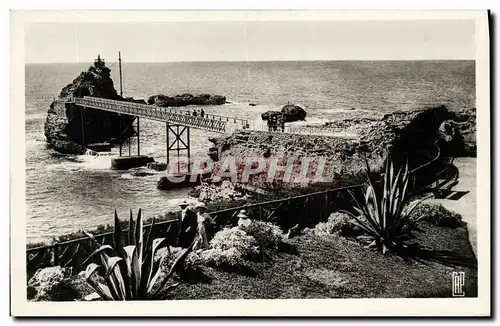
[207,106,477,195]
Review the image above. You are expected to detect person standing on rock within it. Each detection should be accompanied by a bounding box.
[176,199,198,248]
[200,108,205,118]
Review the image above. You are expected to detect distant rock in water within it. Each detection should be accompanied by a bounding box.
[147,93,226,107]
[281,104,307,122]
[261,104,308,123]
[44,55,136,154]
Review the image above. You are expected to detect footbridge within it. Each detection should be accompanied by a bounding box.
[64,95,351,172]
[64,96,250,172]
[73,96,248,134]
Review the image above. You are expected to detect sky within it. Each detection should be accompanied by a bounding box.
[24,20,475,63]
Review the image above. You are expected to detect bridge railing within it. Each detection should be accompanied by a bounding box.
[70,96,353,137]
[74,97,229,133]
[164,108,248,126]
[240,122,352,138]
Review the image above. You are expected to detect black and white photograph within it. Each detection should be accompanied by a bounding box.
[10,10,490,316]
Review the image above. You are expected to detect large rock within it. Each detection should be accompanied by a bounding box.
[147,93,227,107]
[281,104,307,122]
[44,57,136,154]
[261,104,308,124]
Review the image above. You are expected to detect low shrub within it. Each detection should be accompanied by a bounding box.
[156,247,204,275]
[409,203,462,228]
[200,227,259,267]
[242,221,284,251]
[27,266,72,301]
[313,212,360,238]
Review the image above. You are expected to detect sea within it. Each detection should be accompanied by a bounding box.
[25,60,475,244]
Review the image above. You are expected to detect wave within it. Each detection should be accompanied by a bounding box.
[45,152,115,172]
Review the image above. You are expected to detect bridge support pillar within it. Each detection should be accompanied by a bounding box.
[137,117,140,156]
[166,123,190,174]
[118,114,122,157]
[80,106,86,148]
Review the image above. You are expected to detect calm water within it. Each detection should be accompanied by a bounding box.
[25,60,475,243]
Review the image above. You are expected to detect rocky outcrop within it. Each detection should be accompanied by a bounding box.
[261,104,307,124]
[146,161,168,171]
[44,57,136,154]
[324,117,379,134]
[147,93,227,107]
[189,181,248,203]
[449,108,476,157]
[281,104,307,122]
[210,106,476,191]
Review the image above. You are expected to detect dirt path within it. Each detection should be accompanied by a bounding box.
[427,157,476,256]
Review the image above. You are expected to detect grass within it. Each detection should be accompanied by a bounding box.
[168,221,477,299]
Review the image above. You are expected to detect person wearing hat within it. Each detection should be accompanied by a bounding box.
[176,199,198,248]
[237,210,252,229]
[193,202,215,250]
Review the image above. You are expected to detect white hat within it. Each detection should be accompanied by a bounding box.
[178,199,189,206]
[237,211,248,218]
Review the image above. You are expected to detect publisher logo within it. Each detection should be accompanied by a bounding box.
[452,271,465,297]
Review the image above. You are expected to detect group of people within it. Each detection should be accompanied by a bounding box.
[184,108,205,118]
[267,115,286,132]
[177,199,213,250]
[176,199,252,250]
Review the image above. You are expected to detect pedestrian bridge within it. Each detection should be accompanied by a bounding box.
[61,96,352,171]
[72,96,247,134]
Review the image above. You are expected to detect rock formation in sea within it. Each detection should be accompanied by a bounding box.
[261,104,307,123]
[210,106,476,191]
[147,93,227,107]
[44,56,137,154]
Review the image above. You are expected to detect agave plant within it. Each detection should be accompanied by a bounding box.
[343,157,425,254]
[82,209,193,300]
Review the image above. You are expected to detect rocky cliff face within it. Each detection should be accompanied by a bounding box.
[209,106,476,191]
[44,60,136,154]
